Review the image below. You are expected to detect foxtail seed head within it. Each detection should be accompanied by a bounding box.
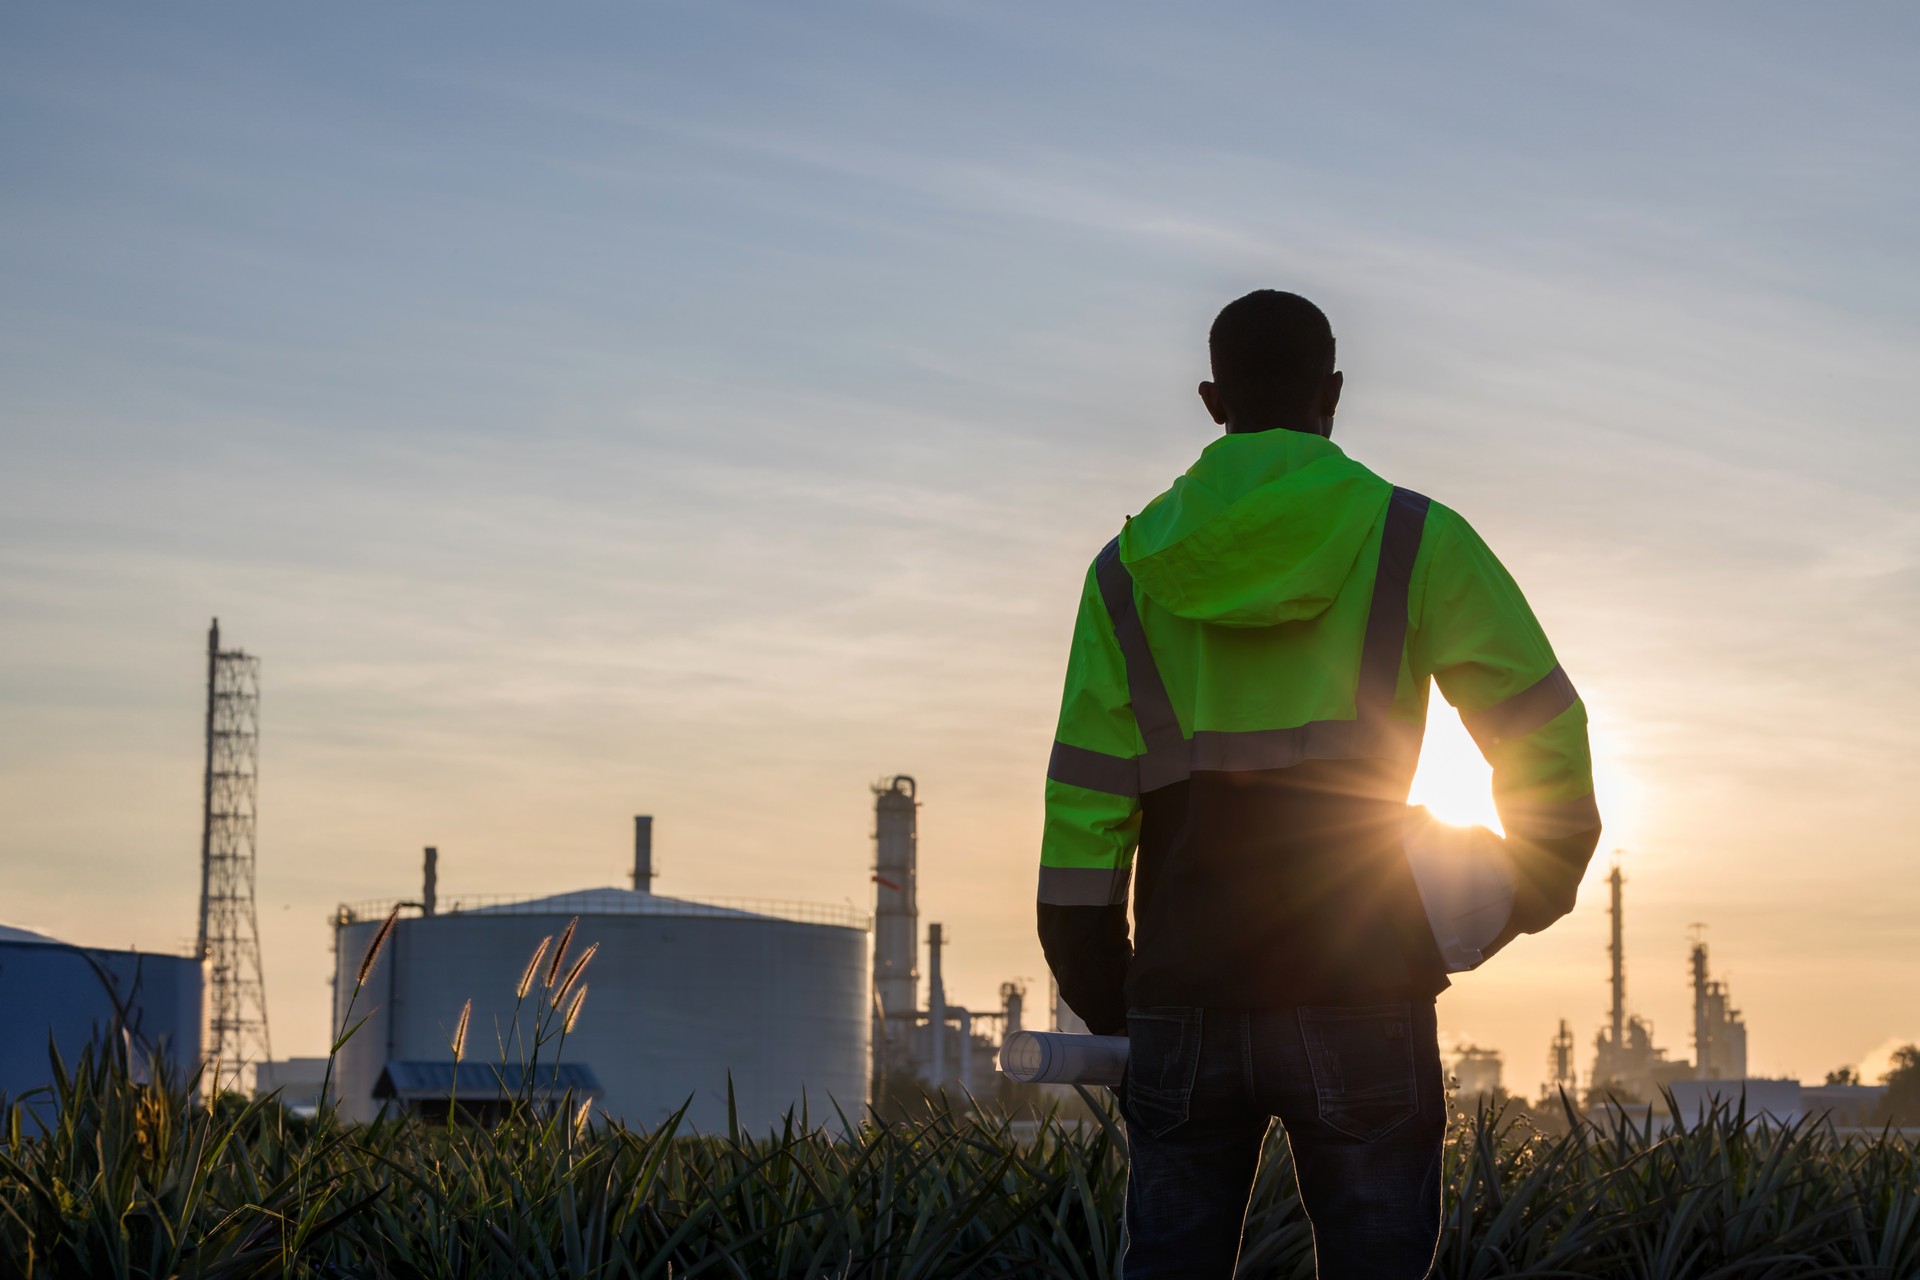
[545,916,579,988]
[552,943,599,1007]
[451,998,471,1061]
[518,937,552,999]
[357,906,401,986]
[564,984,588,1033]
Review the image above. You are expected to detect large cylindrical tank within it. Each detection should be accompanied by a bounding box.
[0,925,201,1105]
[329,888,868,1133]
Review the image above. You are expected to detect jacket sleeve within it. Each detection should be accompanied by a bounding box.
[1410,506,1602,936]
[1037,559,1143,1036]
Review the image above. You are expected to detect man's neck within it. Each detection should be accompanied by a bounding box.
[1225,418,1331,438]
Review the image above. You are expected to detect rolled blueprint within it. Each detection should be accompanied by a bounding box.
[1402,805,1516,973]
[998,1030,1129,1086]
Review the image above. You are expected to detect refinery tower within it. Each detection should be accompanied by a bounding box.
[869,777,1024,1101]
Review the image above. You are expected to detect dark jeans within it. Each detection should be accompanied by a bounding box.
[1120,1001,1445,1279]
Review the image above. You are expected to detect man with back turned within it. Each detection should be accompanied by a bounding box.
[1036,290,1601,1278]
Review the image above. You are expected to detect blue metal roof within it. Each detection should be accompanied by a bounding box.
[0,923,59,944]
[373,1060,603,1100]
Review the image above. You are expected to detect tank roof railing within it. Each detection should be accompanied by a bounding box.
[334,892,869,932]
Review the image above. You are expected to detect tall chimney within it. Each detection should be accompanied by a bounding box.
[1690,929,1711,1080]
[927,922,946,1089]
[633,815,654,892]
[1608,864,1626,1049]
[422,846,438,917]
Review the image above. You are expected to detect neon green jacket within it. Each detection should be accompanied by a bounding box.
[1038,429,1599,1031]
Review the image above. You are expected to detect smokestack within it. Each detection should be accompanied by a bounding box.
[1608,864,1626,1048]
[422,846,437,917]
[928,922,946,1089]
[1690,928,1711,1080]
[633,815,654,892]
[1551,1018,1575,1092]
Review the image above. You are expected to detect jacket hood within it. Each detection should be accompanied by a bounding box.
[1118,431,1392,627]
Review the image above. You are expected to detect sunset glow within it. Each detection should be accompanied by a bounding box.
[3,3,1915,1103]
[1408,692,1503,833]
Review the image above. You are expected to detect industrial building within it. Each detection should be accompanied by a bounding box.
[321,776,1033,1132]
[1451,1045,1503,1103]
[0,923,200,1106]
[1587,865,1696,1100]
[2,622,256,1112]
[255,1057,329,1116]
[1576,862,1758,1107]
[328,820,869,1132]
[869,776,1026,1103]
[1616,1078,1889,1132]
[1688,929,1747,1080]
[1542,1018,1578,1104]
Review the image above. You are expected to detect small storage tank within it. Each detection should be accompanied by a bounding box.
[329,880,869,1133]
[0,924,201,1105]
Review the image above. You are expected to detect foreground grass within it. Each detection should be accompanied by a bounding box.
[3,1049,1919,1279]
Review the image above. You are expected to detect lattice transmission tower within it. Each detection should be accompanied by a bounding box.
[196,618,272,1088]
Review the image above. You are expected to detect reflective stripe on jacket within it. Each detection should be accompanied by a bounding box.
[1038,430,1600,1033]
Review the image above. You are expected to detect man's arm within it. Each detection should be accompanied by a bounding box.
[1411,506,1602,936]
[1037,559,1143,1036]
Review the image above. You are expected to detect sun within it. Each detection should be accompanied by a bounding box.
[1407,686,1503,833]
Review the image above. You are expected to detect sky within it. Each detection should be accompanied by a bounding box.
[2,2,1916,1097]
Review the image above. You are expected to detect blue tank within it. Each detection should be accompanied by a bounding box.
[0,926,202,1105]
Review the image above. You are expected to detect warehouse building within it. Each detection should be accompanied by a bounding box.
[0,923,200,1107]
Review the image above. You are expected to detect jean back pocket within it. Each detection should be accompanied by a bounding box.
[1122,1006,1203,1138]
[1299,1002,1419,1142]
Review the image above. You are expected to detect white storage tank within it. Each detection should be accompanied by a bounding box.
[328,871,870,1133]
[0,924,201,1105]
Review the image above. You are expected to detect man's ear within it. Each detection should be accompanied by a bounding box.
[1198,380,1229,426]
[1320,370,1344,419]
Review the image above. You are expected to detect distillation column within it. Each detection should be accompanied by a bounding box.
[1689,928,1748,1080]
[1590,861,1628,1091]
[1690,928,1711,1079]
[871,777,919,1082]
[1608,864,1626,1052]
[1548,1018,1576,1098]
[927,921,947,1089]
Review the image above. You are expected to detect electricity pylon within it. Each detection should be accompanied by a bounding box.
[196,618,272,1090]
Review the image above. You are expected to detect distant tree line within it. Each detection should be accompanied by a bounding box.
[1877,1044,1920,1127]
[1828,1043,1920,1126]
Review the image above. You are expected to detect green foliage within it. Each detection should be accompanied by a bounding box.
[7,928,1914,1276]
[4,1054,1920,1279]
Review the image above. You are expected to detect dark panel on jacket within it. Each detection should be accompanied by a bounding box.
[1125,759,1448,1010]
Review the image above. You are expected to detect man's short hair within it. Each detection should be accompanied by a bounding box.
[1208,290,1336,417]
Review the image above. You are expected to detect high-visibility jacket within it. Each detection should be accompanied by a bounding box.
[1038,429,1600,1034]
